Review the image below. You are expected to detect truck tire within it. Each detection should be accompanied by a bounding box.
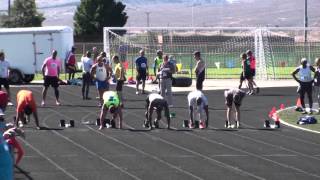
[23,74,34,83]
[172,77,192,87]
[9,69,22,84]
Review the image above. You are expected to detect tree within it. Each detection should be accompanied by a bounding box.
[2,0,45,27]
[74,0,128,38]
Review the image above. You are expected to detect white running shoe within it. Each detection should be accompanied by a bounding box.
[136,91,139,95]
[7,102,13,106]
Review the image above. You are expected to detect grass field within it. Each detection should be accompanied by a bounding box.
[32,66,296,81]
[278,108,320,132]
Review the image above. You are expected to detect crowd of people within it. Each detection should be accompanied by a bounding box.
[0,47,269,179]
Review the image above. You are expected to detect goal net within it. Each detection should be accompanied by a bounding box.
[103,27,320,79]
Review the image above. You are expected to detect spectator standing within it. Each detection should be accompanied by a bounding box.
[194,51,206,91]
[292,58,315,114]
[113,55,126,104]
[66,47,77,80]
[81,51,94,100]
[41,50,62,106]
[0,51,13,106]
[247,50,260,94]
[159,55,175,107]
[135,50,148,94]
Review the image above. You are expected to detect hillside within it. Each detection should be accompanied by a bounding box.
[0,0,319,28]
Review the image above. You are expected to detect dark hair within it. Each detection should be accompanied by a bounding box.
[0,51,4,57]
[246,50,253,56]
[86,51,92,58]
[193,51,201,57]
[109,105,116,114]
[240,53,247,59]
[24,105,33,115]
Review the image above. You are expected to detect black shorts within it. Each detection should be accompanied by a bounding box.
[136,70,147,81]
[116,80,124,91]
[244,72,253,79]
[240,73,245,81]
[67,64,76,73]
[0,78,9,89]
[251,69,256,76]
[44,76,59,87]
[82,72,91,84]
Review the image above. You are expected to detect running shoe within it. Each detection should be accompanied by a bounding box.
[56,101,61,106]
[188,120,195,129]
[143,121,149,128]
[236,121,240,128]
[41,101,45,107]
[224,121,230,128]
[153,120,159,128]
[199,121,206,129]
[7,101,13,106]
[136,91,139,95]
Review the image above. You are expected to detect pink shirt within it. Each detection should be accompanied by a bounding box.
[43,57,61,77]
[249,56,256,70]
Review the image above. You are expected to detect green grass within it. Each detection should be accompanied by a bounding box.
[278,108,320,132]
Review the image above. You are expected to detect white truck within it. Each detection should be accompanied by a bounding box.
[0,26,74,83]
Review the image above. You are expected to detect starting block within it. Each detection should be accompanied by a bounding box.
[169,113,176,118]
[96,118,115,128]
[264,120,280,129]
[60,119,75,128]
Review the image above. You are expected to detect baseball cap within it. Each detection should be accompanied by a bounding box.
[0,108,5,116]
[301,58,308,63]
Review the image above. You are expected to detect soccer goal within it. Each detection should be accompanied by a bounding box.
[103,27,320,79]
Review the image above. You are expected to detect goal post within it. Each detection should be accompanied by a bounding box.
[103,27,320,79]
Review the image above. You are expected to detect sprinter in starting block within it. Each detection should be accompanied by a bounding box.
[99,91,123,130]
[224,88,246,128]
[144,93,171,129]
[187,90,209,129]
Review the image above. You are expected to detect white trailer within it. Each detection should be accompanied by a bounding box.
[0,26,74,83]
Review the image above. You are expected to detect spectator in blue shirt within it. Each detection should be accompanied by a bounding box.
[135,50,148,94]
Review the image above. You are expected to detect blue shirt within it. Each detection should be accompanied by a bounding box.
[135,56,148,71]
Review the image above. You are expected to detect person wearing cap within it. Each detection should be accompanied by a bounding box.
[0,91,13,180]
[144,93,171,130]
[193,51,206,91]
[66,46,77,80]
[153,50,163,82]
[99,91,123,130]
[15,90,40,130]
[292,58,316,114]
[224,88,246,128]
[187,90,209,129]
[0,51,13,106]
[135,50,148,94]
[41,50,62,106]
[91,55,113,107]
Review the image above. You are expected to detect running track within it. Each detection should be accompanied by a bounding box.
[6,85,320,180]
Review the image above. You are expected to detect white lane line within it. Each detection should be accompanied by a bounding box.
[55,88,206,180]
[19,113,79,180]
[275,107,320,134]
[125,114,265,180]
[43,109,142,180]
[156,114,320,179]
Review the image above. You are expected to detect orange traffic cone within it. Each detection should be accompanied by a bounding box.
[269,107,276,118]
[280,104,285,110]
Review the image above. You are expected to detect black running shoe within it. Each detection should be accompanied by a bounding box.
[154,120,159,128]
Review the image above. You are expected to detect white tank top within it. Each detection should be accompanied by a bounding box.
[299,65,312,82]
[96,64,107,81]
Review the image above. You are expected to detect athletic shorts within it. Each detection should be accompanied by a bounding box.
[44,76,59,87]
[116,80,124,91]
[96,80,109,90]
[149,99,167,111]
[251,69,256,76]
[136,70,147,81]
[0,78,9,89]
[244,72,253,79]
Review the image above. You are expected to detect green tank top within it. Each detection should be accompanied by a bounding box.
[244,58,251,74]
[103,91,120,108]
[154,57,163,67]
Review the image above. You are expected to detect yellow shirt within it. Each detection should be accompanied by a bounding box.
[115,63,125,80]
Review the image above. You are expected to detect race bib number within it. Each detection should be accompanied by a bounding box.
[141,63,146,68]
